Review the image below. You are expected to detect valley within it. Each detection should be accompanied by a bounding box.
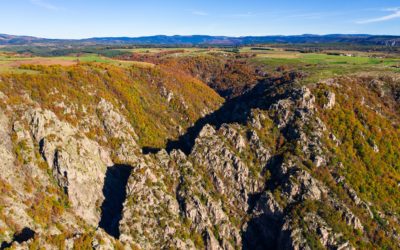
[0,44,399,249]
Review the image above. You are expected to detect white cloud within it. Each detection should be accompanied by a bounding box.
[357,7,400,24]
[30,0,59,10]
[192,10,208,16]
[383,7,400,12]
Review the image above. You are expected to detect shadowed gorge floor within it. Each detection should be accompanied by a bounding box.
[99,165,133,238]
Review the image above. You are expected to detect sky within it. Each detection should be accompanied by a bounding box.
[1,0,400,39]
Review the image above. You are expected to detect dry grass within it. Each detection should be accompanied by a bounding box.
[9,58,77,67]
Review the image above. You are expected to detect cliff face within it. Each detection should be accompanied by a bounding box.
[0,62,399,249]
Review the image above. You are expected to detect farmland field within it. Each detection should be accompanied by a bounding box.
[0,52,152,73]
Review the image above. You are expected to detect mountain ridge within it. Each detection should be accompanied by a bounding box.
[1,33,400,46]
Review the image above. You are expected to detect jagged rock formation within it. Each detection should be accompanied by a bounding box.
[0,62,399,249]
[118,78,399,249]
[27,108,114,225]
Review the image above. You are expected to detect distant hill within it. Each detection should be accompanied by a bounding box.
[1,33,400,46]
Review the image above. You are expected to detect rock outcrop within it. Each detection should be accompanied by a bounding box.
[26,108,113,226]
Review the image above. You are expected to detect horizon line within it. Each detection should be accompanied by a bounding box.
[2,33,400,40]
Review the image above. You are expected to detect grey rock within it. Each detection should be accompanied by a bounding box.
[205,229,223,250]
[323,91,336,109]
[26,108,113,226]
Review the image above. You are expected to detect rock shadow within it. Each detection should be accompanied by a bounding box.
[98,164,132,239]
[142,146,161,154]
[1,227,35,249]
[242,214,282,250]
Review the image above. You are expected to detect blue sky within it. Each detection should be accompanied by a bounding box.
[1,0,400,38]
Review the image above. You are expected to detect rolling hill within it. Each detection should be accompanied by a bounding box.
[1,33,400,46]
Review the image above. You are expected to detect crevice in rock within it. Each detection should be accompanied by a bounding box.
[0,227,36,249]
[98,164,132,239]
[52,149,69,196]
[175,175,187,216]
[38,138,46,161]
[242,155,287,249]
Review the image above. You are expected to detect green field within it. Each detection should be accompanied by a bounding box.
[250,49,400,82]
